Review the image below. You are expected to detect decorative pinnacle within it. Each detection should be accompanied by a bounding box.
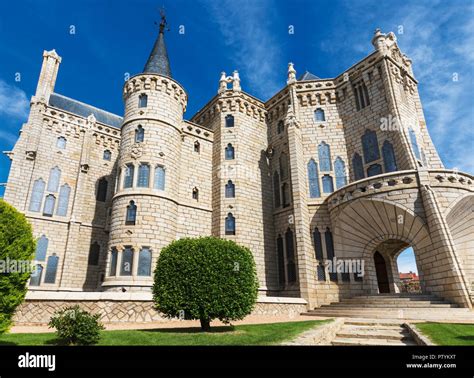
[156,7,169,34]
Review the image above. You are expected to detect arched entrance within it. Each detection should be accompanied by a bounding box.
[374,251,390,293]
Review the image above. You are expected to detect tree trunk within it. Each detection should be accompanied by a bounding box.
[200,318,211,332]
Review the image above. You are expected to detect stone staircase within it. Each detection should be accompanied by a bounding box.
[302,294,474,322]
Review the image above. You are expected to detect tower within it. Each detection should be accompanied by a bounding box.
[102,14,187,291]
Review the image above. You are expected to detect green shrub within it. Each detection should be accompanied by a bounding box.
[153,237,259,331]
[48,305,105,345]
[0,199,35,334]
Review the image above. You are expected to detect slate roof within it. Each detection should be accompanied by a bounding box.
[298,71,320,81]
[143,30,172,77]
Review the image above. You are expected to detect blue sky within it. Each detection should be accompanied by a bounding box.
[0,0,472,271]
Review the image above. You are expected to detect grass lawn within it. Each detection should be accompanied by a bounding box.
[416,322,474,345]
[0,320,327,346]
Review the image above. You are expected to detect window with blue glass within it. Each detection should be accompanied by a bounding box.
[30,264,43,286]
[35,235,48,261]
[103,150,112,161]
[314,108,325,122]
[96,178,108,202]
[43,194,56,216]
[44,254,59,283]
[109,248,118,276]
[137,163,150,187]
[225,143,235,160]
[318,142,331,171]
[367,163,383,177]
[352,153,365,181]
[382,140,398,172]
[56,184,70,216]
[126,200,137,225]
[138,94,148,108]
[154,165,166,190]
[124,164,134,188]
[225,114,234,127]
[135,125,145,142]
[56,137,66,149]
[273,172,281,207]
[138,248,152,276]
[88,242,100,266]
[225,213,236,235]
[47,166,61,192]
[322,175,334,193]
[225,180,235,198]
[307,159,320,198]
[276,235,285,285]
[362,129,380,164]
[409,127,421,160]
[121,247,133,276]
[334,157,347,189]
[29,179,45,212]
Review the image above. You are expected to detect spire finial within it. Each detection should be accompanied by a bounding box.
[157,7,169,34]
[143,7,172,77]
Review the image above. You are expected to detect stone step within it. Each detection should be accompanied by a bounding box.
[324,302,456,308]
[331,337,417,346]
[340,297,444,303]
[344,320,405,326]
[353,294,436,298]
[336,326,410,341]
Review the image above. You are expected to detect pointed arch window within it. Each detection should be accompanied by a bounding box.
[47,166,61,192]
[362,129,380,163]
[409,127,421,160]
[276,235,285,285]
[154,165,166,190]
[382,140,398,172]
[30,264,43,286]
[325,228,337,281]
[334,157,347,189]
[35,235,49,261]
[313,228,324,261]
[88,242,100,266]
[194,140,200,153]
[273,171,281,207]
[225,180,235,198]
[126,201,137,225]
[285,228,296,283]
[318,142,331,171]
[322,175,334,193]
[279,153,289,179]
[135,125,145,143]
[120,247,133,276]
[56,136,66,149]
[124,164,134,188]
[282,182,290,207]
[225,114,234,127]
[96,178,108,202]
[29,179,45,212]
[192,187,199,200]
[277,120,284,134]
[109,248,118,276]
[43,194,56,216]
[314,108,325,122]
[138,93,148,108]
[225,213,236,235]
[103,150,112,161]
[138,247,152,276]
[307,159,320,198]
[352,153,364,181]
[225,143,235,160]
[367,163,382,177]
[138,163,150,187]
[56,184,71,216]
[44,254,59,284]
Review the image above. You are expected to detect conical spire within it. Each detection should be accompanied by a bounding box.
[143,11,172,77]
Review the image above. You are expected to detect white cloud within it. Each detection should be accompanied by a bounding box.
[0,80,29,120]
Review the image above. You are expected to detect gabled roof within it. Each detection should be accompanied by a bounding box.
[298,71,320,81]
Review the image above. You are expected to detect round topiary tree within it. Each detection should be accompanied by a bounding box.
[0,199,35,333]
[153,237,258,331]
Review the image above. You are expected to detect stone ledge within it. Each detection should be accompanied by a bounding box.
[404,323,435,345]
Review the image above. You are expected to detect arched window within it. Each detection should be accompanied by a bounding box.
[126,201,137,225]
[56,136,66,149]
[282,182,290,207]
[109,248,118,276]
[279,153,289,179]
[29,179,45,212]
[322,175,334,193]
[334,157,347,189]
[313,228,324,260]
[138,247,152,276]
[88,242,100,266]
[225,213,236,235]
[277,120,284,134]
[43,195,56,216]
[103,150,112,161]
[154,165,166,190]
[225,114,234,127]
[135,125,145,143]
[325,228,337,281]
[314,108,325,122]
[194,140,200,153]
[30,265,43,286]
[124,164,134,188]
[285,228,296,283]
[382,140,398,172]
[352,153,364,181]
[192,187,199,200]
[35,235,48,261]
[225,143,235,160]
[56,184,71,216]
[47,166,61,192]
[276,235,285,285]
[225,180,235,198]
[96,178,108,202]
[137,163,150,187]
[307,159,320,198]
[367,163,383,177]
[273,171,281,207]
[361,129,380,163]
[408,127,421,160]
[120,247,133,276]
[318,142,331,171]
[138,93,148,108]
[44,254,59,284]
